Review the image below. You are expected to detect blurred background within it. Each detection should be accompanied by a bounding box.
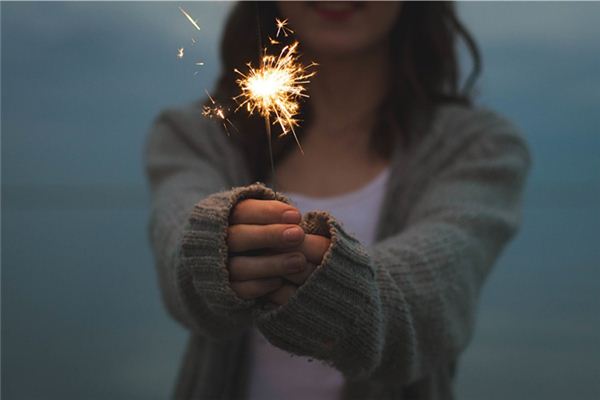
[2,2,599,399]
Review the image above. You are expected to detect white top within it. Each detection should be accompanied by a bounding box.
[247,166,391,400]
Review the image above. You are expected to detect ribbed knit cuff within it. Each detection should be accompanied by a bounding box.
[253,211,383,379]
[181,182,291,330]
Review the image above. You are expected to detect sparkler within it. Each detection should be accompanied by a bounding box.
[173,6,316,187]
[234,41,316,155]
[233,16,316,187]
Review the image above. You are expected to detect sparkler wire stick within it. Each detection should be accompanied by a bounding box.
[235,7,316,191]
[255,4,277,191]
[265,115,276,191]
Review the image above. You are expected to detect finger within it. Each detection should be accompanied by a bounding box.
[283,262,317,286]
[266,283,298,306]
[230,277,282,300]
[298,234,331,265]
[263,234,330,266]
[230,199,301,225]
[228,252,306,281]
[227,224,305,253]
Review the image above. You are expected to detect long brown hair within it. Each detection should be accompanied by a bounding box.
[210,2,481,181]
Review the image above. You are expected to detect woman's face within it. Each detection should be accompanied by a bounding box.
[277,1,402,58]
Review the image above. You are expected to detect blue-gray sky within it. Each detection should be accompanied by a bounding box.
[2,2,599,399]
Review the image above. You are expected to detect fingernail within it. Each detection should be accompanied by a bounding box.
[283,226,303,243]
[284,254,305,273]
[282,210,301,224]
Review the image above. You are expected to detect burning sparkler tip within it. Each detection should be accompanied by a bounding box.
[234,34,316,153]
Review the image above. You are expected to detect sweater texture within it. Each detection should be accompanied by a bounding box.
[144,100,531,400]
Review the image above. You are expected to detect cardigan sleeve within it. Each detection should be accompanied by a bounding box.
[252,114,531,383]
[144,106,290,339]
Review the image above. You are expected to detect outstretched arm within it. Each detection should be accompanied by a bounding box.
[145,104,324,340]
[252,116,531,383]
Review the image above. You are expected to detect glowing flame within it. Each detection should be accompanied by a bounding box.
[234,42,316,153]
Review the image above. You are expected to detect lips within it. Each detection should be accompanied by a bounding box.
[310,1,364,21]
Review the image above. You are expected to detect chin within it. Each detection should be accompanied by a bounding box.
[305,39,371,58]
[279,1,400,59]
[298,28,387,59]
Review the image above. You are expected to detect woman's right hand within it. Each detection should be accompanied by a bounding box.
[226,199,307,300]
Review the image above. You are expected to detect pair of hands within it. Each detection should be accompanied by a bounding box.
[227,199,331,306]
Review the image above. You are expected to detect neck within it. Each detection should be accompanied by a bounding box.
[305,43,391,135]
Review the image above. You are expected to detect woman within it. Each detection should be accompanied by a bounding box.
[145,2,531,399]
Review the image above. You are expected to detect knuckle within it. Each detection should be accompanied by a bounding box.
[279,252,304,272]
[230,282,248,299]
[292,252,306,262]
[227,225,246,248]
[227,225,238,239]
[265,202,278,215]
[249,280,268,297]
[227,257,241,275]
[265,277,281,289]
[230,203,245,220]
[270,225,285,244]
[237,199,251,209]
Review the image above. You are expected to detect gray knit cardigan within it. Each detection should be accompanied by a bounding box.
[144,101,531,400]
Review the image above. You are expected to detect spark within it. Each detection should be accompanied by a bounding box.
[202,90,238,136]
[177,47,184,59]
[234,41,316,153]
[275,18,293,37]
[178,6,201,31]
[195,61,205,66]
[268,37,280,45]
[191,37,197,45]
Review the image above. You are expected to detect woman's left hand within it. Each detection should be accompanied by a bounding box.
[266,233,330,306]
